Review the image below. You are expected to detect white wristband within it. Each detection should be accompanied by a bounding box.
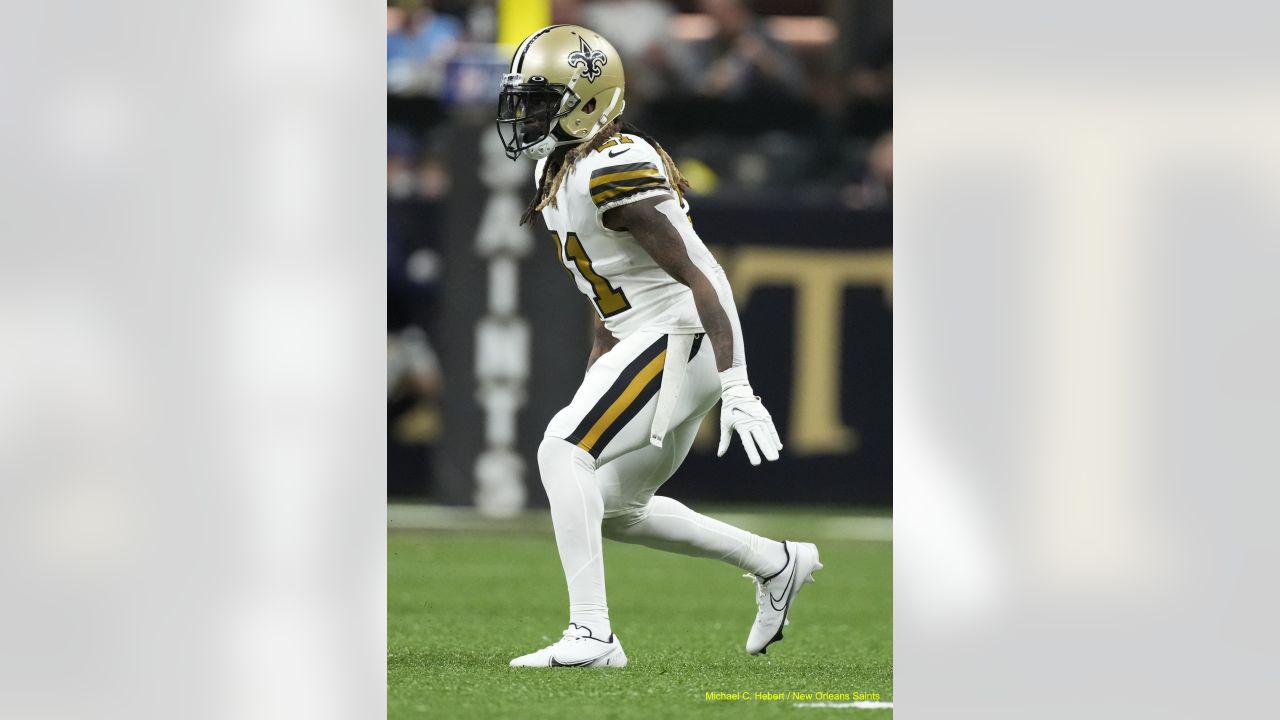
[719,366,750,393]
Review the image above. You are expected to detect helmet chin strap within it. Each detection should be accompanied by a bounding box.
[523,135,560,160]
[523,88,626,161]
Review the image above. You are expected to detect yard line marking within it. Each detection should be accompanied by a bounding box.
[793,701,894,709]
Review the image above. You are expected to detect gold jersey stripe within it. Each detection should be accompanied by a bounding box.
[576,349,667,453]
[591,179,667,205]
[588,167,663,191]
[589,161,657,179]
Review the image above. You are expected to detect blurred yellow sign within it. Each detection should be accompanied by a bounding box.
[498,0,551,49]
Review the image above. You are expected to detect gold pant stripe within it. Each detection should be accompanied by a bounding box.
[576,349,667,453]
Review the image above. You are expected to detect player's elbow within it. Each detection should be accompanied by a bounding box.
[668,271,695,288]
[686,273,725,304]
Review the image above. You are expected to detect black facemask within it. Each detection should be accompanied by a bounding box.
[496,83,574,160]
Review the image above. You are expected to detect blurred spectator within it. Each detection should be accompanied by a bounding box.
[387,125,447,332]
[387,126,419,200]
[388,0,463,96]
[387,216,442,330]
[388,326,442,402]
[388,326,443,497]
[844,130,892,210]
[845,35,891,139]
[388,120,448,497]
[580,0,679,106]
[683,0,807,100]
[850,37,891,100]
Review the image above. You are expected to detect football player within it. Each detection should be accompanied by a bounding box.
[498,25,821,668]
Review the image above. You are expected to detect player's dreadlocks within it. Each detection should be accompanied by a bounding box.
[520,121,690,226]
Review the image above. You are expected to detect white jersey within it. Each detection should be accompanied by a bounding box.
[536,133,702,339]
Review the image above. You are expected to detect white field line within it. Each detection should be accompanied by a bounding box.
[793,701,893,709]
[388,505,891,542]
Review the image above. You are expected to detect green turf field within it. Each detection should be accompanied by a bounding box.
[388,506,892,719]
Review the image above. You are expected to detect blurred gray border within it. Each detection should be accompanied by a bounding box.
[897,1,1280,717]
[3,1,1279,717]
[0,3,385,718]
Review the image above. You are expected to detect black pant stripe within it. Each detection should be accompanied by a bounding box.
[565,335,668,448]
[586,372,664,457]
[587,333,704,457]
[689,333,704,361]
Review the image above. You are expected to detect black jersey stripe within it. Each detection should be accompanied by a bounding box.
[565,335,668,451]
[590,176,668,204]
[588,162,659,181]
[593,184,673,208]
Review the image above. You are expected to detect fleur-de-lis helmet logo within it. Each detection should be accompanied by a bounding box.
[566,36,608,82]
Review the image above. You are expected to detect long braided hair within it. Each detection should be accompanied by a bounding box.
[520,121,690,226]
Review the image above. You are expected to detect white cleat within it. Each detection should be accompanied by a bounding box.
[509,623,628,668]
[744,540,822,655]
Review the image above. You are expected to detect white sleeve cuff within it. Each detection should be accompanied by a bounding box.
[719,366,750,393]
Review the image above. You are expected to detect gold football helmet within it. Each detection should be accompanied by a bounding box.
[497,25,626,160]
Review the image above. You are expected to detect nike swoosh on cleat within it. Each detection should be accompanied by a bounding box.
[549,647,616,667]
[768,564,798,611]
[607,148,630,158]
[550,657,595,667]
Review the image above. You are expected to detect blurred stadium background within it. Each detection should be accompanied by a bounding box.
[387,0,892,515]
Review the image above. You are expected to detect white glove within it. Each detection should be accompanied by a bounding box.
[717,384,782,466]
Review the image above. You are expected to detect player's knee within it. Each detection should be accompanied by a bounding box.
[536,436,568,478]
[536,436,594,488]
